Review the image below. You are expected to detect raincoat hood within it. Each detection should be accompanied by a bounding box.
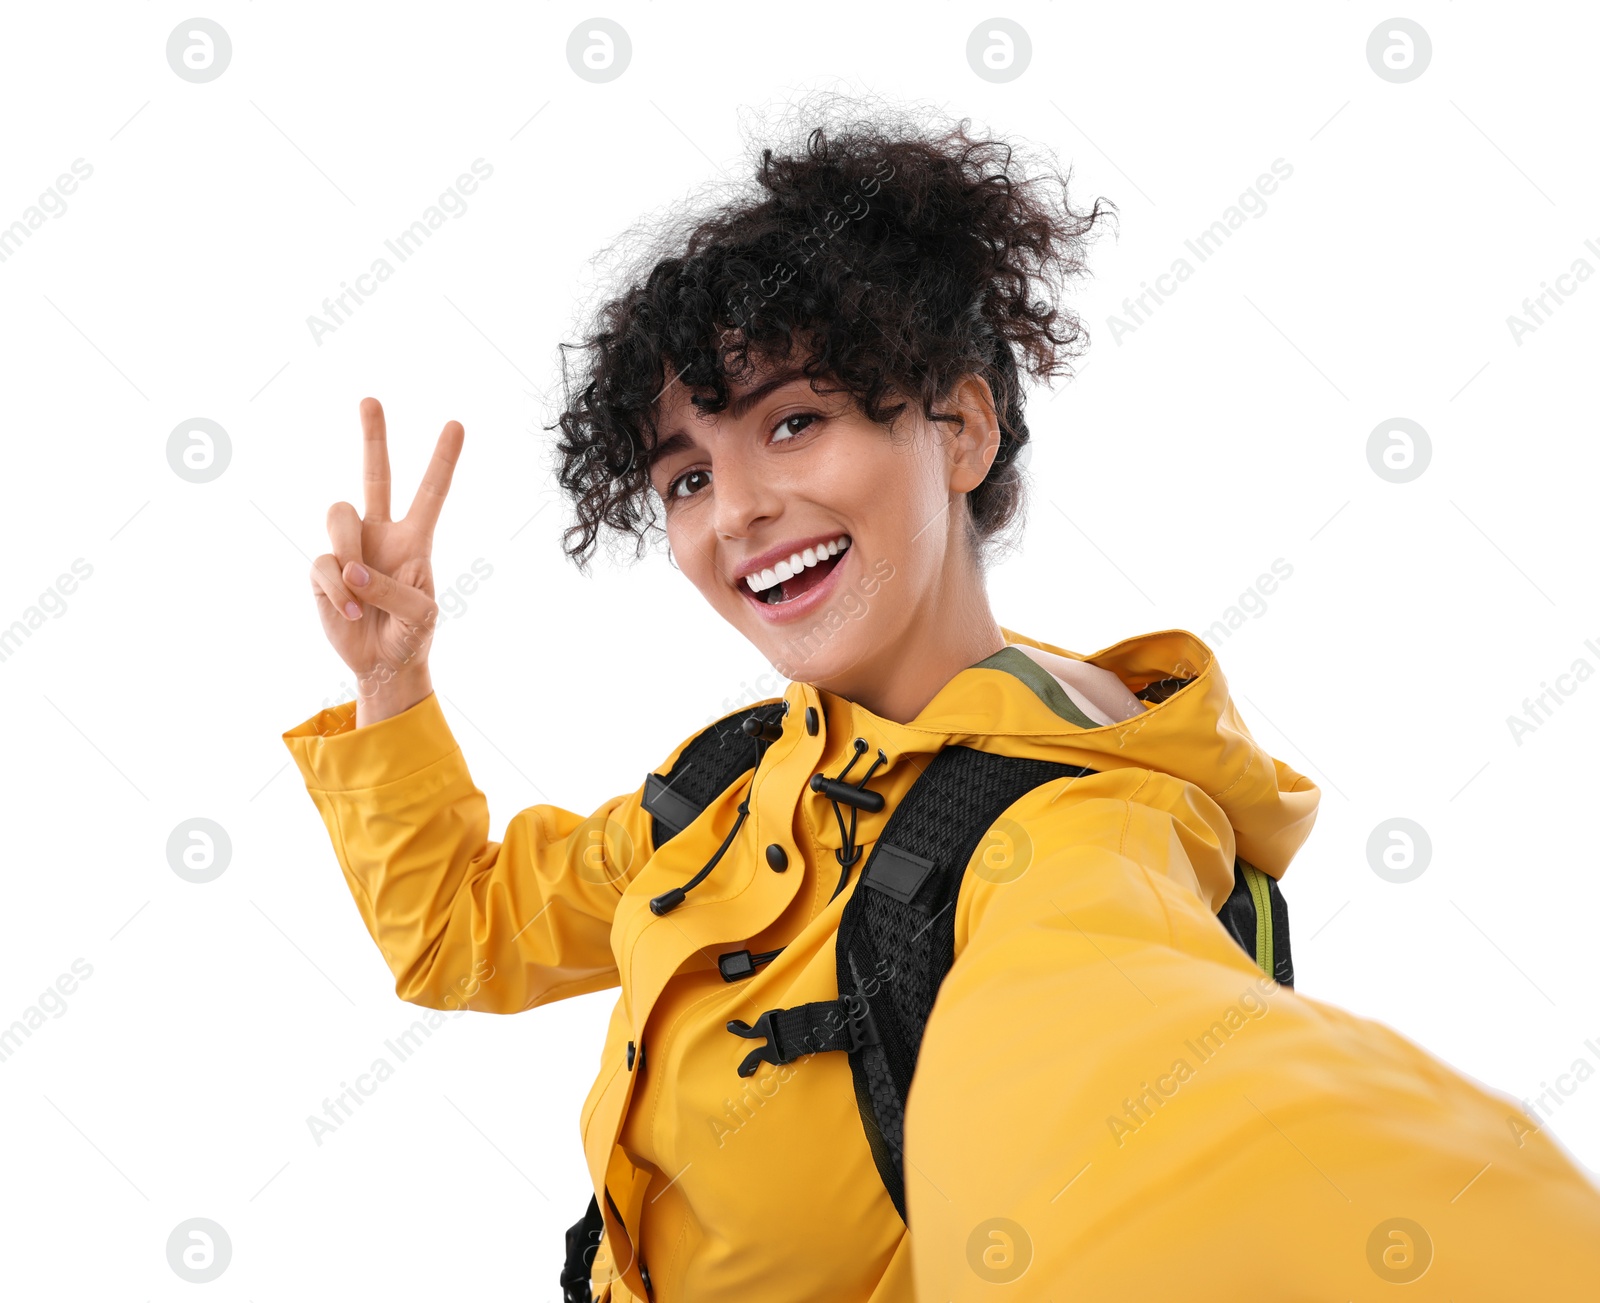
[810,624,1319,908]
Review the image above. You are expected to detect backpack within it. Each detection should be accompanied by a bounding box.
[559,676,1293,1301]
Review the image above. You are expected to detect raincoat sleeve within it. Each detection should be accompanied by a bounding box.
[281,691,660,1015]
[903,768,1600,1300]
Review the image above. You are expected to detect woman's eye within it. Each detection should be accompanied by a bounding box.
[772,412,820,442]
[667,468,709,500]
[664,413,821,501]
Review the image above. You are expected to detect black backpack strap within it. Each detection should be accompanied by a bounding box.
[641,700,787,846]
[833,745,1098,1222]
[559,1193,604,1303]
[1217,856,1294,988]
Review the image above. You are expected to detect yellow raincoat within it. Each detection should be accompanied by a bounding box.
[282,627,1600,1300]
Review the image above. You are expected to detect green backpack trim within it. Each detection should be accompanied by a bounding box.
[967,646,1105,729]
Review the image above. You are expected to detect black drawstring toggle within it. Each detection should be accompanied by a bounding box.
[718,947,782,981]
[740,716,785,743]
[809,773,885,811]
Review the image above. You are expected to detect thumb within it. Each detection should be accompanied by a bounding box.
[342,560,437,626]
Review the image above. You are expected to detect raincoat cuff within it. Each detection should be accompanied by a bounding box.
[280,690,459,792]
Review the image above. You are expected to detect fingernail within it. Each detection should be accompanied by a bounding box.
[350,563,369,586]
[345,601,363,620]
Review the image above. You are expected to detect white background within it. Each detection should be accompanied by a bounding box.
[2,3,1597,1297]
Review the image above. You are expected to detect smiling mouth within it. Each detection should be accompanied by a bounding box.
[742,535,851,605]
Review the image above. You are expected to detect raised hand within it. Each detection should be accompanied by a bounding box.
[309,397,464,710]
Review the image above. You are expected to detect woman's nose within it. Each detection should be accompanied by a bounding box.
[711,446,784,536]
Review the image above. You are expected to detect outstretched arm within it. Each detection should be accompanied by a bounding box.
[904,770,1600,1300]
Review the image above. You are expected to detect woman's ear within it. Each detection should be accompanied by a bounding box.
[946,374,1002,494]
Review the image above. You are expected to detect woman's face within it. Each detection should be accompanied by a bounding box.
[646,354,1001,694]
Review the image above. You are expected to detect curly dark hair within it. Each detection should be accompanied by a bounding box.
[547,95,1117,573]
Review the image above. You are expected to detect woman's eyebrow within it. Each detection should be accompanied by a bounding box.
[722,368,813,420]
[646,429,695,468]
[647,368,814,467]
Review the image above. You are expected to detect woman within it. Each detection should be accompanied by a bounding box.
[284,109,1600,1299]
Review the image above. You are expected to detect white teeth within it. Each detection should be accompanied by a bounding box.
[744,535,851,594]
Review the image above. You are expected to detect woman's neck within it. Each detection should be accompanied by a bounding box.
[814,574,1006,726]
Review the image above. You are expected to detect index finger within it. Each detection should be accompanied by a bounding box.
[403,419,465,538]
[359,397,392,522]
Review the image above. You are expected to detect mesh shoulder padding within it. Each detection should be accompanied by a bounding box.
[643,701,785,850]
[835,745,1098,1223]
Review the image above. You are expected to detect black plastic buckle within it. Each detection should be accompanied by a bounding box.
[725,996,879,1078]
[725,1008,783,1078]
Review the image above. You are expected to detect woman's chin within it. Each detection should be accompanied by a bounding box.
[759,623,877,689]
[723,545,888,685]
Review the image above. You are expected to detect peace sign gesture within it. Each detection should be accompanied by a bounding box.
[309,398,463,717]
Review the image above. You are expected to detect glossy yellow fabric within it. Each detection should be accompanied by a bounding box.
[281,627,1600,1300]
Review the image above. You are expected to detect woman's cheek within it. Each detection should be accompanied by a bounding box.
[859,557,896,596]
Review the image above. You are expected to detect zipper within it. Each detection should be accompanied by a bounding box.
[1241,861,1275,980]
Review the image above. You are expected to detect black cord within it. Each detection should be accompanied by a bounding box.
[825,741,888,902]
